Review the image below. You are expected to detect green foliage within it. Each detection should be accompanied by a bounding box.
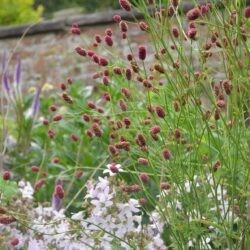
[34,0,119,16]
[0,0,43,25]
[0,177,18,201]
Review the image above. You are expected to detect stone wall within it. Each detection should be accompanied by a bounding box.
[1,1,249,91]
[0,1,209,90]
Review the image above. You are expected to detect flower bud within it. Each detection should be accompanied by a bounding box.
[3,171,10,180]
[119,0,132,11]
[139,172,150,183]
[138,45,147,60]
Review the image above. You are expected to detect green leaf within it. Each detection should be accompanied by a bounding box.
[0,178,19,200]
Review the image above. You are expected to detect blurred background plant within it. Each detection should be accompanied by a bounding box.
[34,0,119,18]
[0,0,43,25]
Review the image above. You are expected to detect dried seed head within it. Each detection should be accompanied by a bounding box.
[91,123,102,137]
[119,0,132,11]
[167,6,175,17]
[147,0,154,4]
[143,79,152,88]
[108,145,118,155]
[139,172,150,183]
[139,21,149,31]
[119,99,127,111]
[155,106,166,118]
[130,60,139,73]
[186,8,201,21]
[212,160,221,172]
[75,170,83,178]
[3,171,10,180]
[222,79,233,95]
[116,120,123,129]
[160,182,171,190]
[214,109,220,120]
[172,26,179,38]
[171,0,179,7]
[136,134,147,147]
[123,117,131,128]
[174,128,181,139]
[52,157,60,163]
[138,158,149,165]
[138,45,147,60]
[61,92,73,104]
[154,64,165,73]
[162,148,172,160]
[173,100,180,112]
[121,87,131,99]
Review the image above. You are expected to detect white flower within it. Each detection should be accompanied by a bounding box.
[71,211,84,221]
[18,181,34,200]
[103,163,124,176]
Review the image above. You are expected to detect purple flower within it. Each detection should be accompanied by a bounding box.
[52,193,62,211]
[2,72,10,94]
[31,88,41,117]
[14,57,21,86]
[1,51,6,72]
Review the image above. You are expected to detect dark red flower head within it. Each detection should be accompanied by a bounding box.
[138,45,147,60]
[186,8,201,21]
[244,6,250,18]
[119,0,132,11]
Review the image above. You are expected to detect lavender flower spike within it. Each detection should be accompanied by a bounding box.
[14,56,21,86]
[1,51,6,72]
[52,193,62,211]
[2,72,10,94]
[31,88,41,118]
